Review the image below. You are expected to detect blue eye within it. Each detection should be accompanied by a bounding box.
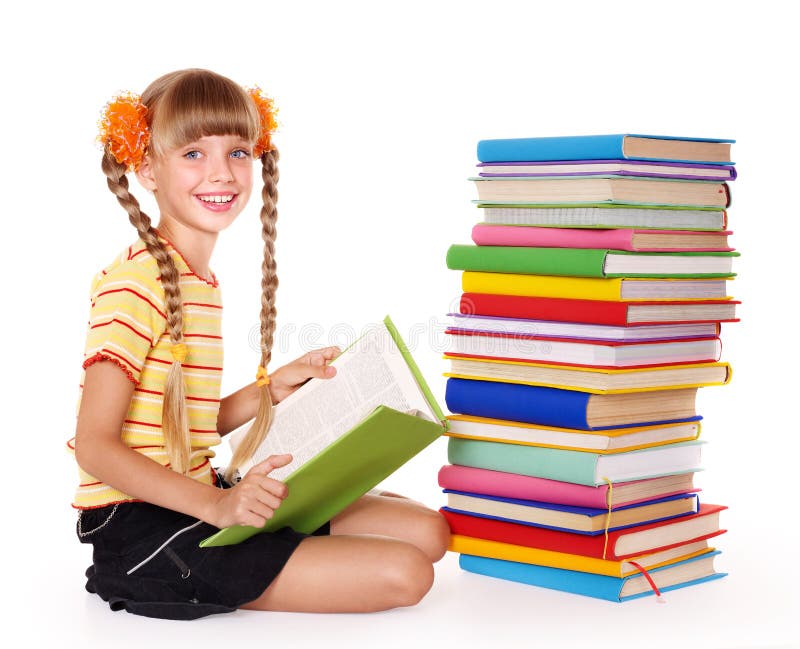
[231,149,250,159]
[184,150,201,160]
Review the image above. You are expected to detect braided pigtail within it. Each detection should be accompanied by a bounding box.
[225,148,280,482]
[101,150,192,475]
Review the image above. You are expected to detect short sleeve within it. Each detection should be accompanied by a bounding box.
[82,262,166,384]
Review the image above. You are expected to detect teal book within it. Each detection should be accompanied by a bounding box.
[447,437,703,487]
[446,244,738,278]
[201,316,447,548]
[477,135,735,165]
[459,551,725,601]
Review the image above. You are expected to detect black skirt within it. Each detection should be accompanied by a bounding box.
[77,495,329,620]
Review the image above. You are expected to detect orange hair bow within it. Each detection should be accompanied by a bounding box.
[247,86,279,158]
[98,92,150,172]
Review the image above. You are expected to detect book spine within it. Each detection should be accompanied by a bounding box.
[471,224,637,251]
[442,508,617,558]
[460,293,631,326]
[459,554,624,601]
[447,245,608,278]
[450,534,626,577]
[445,378,592,429]
[477,135,626,163]
[438,465,610,508]
[447,437,601,486]
[462,272,625,301]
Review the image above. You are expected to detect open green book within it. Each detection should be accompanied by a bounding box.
[200,316,447,547]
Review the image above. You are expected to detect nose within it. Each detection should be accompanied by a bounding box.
[209,155,234,183]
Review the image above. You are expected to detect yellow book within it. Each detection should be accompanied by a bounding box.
[444,355,732,394]
[462,271,732,302]
[449,534,714,577]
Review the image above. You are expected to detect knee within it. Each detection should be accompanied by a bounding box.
[382,545,435,608]
[418,509,452,563]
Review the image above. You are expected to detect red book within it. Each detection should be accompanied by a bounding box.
[460,292,740,326]
[441,504,727,560]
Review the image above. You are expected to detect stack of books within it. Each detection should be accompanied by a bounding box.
[439,134,737,602]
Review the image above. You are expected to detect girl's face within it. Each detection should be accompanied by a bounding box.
[137,134,255,236]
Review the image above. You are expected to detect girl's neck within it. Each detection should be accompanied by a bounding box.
[155,220,218,283]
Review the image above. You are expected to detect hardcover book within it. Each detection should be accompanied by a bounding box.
[444,414,701,453]
[447,244,738,278]
[200,317,446,547]
[450,534,714,578]
[458,551,725,601]
[445,329,722,368]
[443,490,698,535]
[442,505,727,560]
[471,177,730,208]
[447,436,704,486]
[476,159,737,181]
[462,271,732,301]
[445,377,701,426]
[459,293,740,325]
[445,356,732,394]
[438,465,698,509]
[470,224,734,252]
[449,312,722,341]
[476,134,735,164]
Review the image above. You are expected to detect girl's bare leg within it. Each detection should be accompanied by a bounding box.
[329,493,450,562]
[241,534,434,613]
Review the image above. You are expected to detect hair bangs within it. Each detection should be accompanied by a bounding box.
[145,70,260,156]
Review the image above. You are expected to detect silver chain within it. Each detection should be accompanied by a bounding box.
[77,503,120,538]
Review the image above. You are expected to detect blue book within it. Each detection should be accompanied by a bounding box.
[445,378,701,430]
[459,551,725,601]
[477,134,735,165]
[447,436,704,487]
[442,490,699,535]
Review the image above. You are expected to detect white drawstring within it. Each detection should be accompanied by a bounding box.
[126,520,203,575]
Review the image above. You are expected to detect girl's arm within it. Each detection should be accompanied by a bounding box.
[75,361,290,529]
[216,346,340,436]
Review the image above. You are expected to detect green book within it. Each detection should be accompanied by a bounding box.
[446,244,738,278]
[200,316,447,548]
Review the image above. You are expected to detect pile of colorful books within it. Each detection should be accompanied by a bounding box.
[439,134,737,602]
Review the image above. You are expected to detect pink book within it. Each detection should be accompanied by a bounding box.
[437,464,698,509]
[471,224,734,252]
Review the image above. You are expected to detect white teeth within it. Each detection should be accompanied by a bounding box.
[198,195,233,203]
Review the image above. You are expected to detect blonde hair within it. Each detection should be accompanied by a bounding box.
[101,68,278,478]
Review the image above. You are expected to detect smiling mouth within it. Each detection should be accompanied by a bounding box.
[197,194,235,204]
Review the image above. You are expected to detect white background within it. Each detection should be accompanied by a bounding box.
[2,1,797,647]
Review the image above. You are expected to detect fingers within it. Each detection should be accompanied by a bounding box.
[225,463,291,528]
[249,453,293,476]
[236,479,286,524]
[305,346,340,379]
[274,347,340,387]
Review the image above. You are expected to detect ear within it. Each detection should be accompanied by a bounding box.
[135,155,158,191]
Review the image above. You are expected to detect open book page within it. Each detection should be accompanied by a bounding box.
[231,320,437,481]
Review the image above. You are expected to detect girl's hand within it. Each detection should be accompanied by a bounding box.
[268,346,341,404]
[207,454,292,529]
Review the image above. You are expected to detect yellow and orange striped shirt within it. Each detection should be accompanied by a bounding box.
[69,237,224,509]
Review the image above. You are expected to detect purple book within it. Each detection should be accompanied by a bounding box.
[476,159,737,182]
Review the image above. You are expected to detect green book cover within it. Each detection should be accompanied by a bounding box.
[446,245,738,278]
[200,316,446,548]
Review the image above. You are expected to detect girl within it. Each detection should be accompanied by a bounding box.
[72,68,450,620]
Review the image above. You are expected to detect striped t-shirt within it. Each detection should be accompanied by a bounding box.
[69,237,223,509]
